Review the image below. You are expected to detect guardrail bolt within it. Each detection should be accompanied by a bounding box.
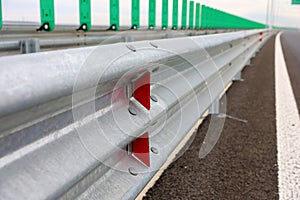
[126,44,136,52]
[149,42,158,48]
[151,147,159,154]
[152,66,159,72]
[128,107,137,116]
[129,167,138,176]
[150,95,158,102]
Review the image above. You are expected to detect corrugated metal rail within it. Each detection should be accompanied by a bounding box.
[0,29,273,199]
[0,23,231,55]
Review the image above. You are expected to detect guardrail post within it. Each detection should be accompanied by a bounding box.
[234,71,242,81]
[37,0,55,31]
[124,35,134,42]
[162,0,168,30]
[181,0,187,29]
[166,33,175,38]
[0,0,2,30]
[195,3,200,30]
[77,0,91,31]
[188,1,194,29]
[246,59,251,66]
[172,0,178,30]
[109,0,119,30]
[131,0,140,30]
[148,0,156,29]
[20,39,40,54]
[209,98,220,114]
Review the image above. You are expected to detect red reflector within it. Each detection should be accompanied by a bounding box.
[134,72,150,110]
[259,38,262,42]
[132,133,150,167]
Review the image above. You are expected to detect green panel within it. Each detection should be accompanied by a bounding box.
[208,7,212,28]
[148,0,156,29]
[188,1,194,29]
[110,0,119,30]
[181,0,187,29]
[198,3,266,30]
[200,5,207,29]
[162,0,168,29]
[195,3,200,29]
[131,0,140,29]
[292,0,300,4]
[0,0,2,30]
[39,0,55,31]
[79,0,91,31]
[172,0,178,29]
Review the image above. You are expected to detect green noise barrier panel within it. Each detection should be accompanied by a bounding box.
[110,0,119,30]
[162,0,168,29]
[201,5,207,28]
[0,0,2,30]
[201,5,266,29]
[131,0,140,29]
[5,0,270,32]
[292,0,300,4]
[38,0,55,31]
[195,3,200,29]
[148,0,156,29]
[181,0,187,29]
[172,0,178,30]
[78,0,91,31]
[188,1,194,29]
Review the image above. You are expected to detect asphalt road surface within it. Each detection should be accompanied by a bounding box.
[281,31,300,113]
[276,32,300,199]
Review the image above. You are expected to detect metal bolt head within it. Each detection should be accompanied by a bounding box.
[126,44,136,52]
[150,42,158,48]
[128,107,137,116]
[151,147,159,154]
[128,167,138,176]
[150,95,158,102]
[152,67,159,73]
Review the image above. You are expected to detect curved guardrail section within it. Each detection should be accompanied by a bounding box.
[0,29,230,55]
[0,30,272,199]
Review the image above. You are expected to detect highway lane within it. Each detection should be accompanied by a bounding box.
[281,31,300,113]
[275,32,300,200]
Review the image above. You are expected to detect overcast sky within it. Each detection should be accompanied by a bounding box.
[2,0,300,28]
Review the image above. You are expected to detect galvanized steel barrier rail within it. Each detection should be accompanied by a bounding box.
[0,29,272,199]
[0,26,229,55]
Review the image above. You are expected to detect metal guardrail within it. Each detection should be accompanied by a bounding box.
[0,29,272,199]
[0,25,230,55]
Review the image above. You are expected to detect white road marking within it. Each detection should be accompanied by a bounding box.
[275,32,300,200]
